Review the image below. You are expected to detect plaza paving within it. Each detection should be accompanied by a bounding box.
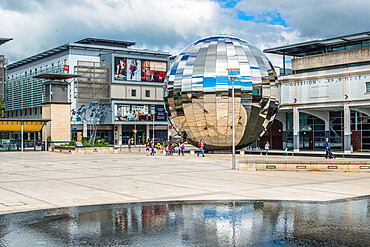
[0,151,369,215]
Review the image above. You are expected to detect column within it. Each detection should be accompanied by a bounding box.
[324,111,330,139]
[34,132,36,151]
[146,124,150,141]
[117,124,122,145]
[293,107,299,152]
[44,123,48,151]
[21,122,24,152]
[343,103,351,153]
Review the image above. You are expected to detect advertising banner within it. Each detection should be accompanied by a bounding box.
[114,57,127,81]
[114,57,166,82]
[155,105,167,121]
[141,60,167,82]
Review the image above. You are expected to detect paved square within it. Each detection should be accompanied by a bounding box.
[0,152,369,215]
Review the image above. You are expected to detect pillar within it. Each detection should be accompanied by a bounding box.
[293,107,299,152]
[324,112,330,139]
[344,103,351,153]
[34,132,36,151]
[21,122,24,152]
[44,123,48,151]
[146,124,150,141]
[118,124,122,145]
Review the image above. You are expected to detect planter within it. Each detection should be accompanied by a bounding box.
[53,145,115,154]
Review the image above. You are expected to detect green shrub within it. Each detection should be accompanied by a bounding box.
[69,140,77,146]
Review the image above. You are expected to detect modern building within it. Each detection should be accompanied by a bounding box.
[263,31,370,152]
[4,38,172,146]
[0,38,12,103]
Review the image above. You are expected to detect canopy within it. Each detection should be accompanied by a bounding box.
[0,119,51,132]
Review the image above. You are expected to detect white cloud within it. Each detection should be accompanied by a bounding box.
[0,0,369,68]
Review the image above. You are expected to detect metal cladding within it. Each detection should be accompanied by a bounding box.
[164,35,279,150]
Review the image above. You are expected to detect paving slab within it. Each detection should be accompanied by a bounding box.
[0,152,369,215]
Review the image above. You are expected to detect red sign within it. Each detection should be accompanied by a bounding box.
[63,65,69,71]
[169,125,172,129]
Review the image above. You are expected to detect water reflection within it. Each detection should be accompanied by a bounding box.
[0,198,369,246]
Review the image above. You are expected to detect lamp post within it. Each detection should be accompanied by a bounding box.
[227,68,240,170]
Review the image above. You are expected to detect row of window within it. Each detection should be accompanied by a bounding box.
[131,89,150,97]
[6,107,42,118]
[8,59,67,79]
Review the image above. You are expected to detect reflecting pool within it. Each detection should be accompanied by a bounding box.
[0,198,369,246]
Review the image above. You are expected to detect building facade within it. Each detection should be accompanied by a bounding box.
[4,38,171,145]
[263,31,370,152]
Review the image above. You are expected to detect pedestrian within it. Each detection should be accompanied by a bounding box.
[169,144,173,156]
[325,137,330,159]
[128,138,132,152]
[197,139,205,157]
[265,141,270,156]
[283,147,288,157]
[151,141,155,156]
[179,142,185,156]
[146,142,150,156]
[165,144,169,156]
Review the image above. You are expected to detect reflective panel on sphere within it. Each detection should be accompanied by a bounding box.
[165,35,279,150]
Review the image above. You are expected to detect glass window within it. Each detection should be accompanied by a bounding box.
[145,90,150,97]
[366,82,370,93]
[131,89,136,97]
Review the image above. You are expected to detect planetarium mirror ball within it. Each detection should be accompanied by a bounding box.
[164,35,279,150]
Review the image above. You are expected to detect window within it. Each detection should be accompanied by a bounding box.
[366,82,370,93]
[131,89,136,97]
[145,90,150,97]
[40,107,42,114]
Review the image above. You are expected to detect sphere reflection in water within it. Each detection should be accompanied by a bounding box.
[164,35,279,150]
[0,200,369,246]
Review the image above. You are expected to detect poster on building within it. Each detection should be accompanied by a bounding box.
[114,57,127,80]
[127,58,141,81]
[141,60,167,82]
[155,105,167,121]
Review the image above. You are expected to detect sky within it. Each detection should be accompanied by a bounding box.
[0,0,369,67]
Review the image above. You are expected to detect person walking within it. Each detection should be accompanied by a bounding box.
[169,144,173,156]
[283,147,288,157]
[128,138,132,152]
[150,141,155,156]
[265,141,270,156]
[325,137,330,159]
[178,141,185,156]
[197,139,205,157]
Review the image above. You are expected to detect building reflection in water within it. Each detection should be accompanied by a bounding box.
[0,199,369,246]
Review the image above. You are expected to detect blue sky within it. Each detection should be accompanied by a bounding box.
[0,0,369,67]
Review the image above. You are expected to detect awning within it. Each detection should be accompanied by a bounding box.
[0,119,51,132]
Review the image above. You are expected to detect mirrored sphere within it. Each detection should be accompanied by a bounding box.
[164,35,279,150]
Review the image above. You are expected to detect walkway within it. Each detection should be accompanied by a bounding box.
[0,152,369,215]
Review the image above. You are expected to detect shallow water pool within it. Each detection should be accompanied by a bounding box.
[0,197,369,246]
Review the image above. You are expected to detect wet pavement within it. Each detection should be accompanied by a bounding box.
[0,152,369,215]
[0,198,369,246]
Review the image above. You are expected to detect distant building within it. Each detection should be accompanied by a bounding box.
[264,31,370,152]
[0,38,12,103]
[4,38,171,146]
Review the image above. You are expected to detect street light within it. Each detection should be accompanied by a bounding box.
[227,68,240,170]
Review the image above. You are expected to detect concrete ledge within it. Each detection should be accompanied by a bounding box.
[53,146,115,154]
[240,160,370,172]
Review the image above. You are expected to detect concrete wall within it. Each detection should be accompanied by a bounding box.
[292,47,370,71]
[111,84,163,101]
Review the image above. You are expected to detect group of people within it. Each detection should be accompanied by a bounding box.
[264,137,334,158]
[145,140,186,156]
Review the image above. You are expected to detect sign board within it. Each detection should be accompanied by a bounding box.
[63,65,69,71]
[155,105,167,121]
[76,141,83,147]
